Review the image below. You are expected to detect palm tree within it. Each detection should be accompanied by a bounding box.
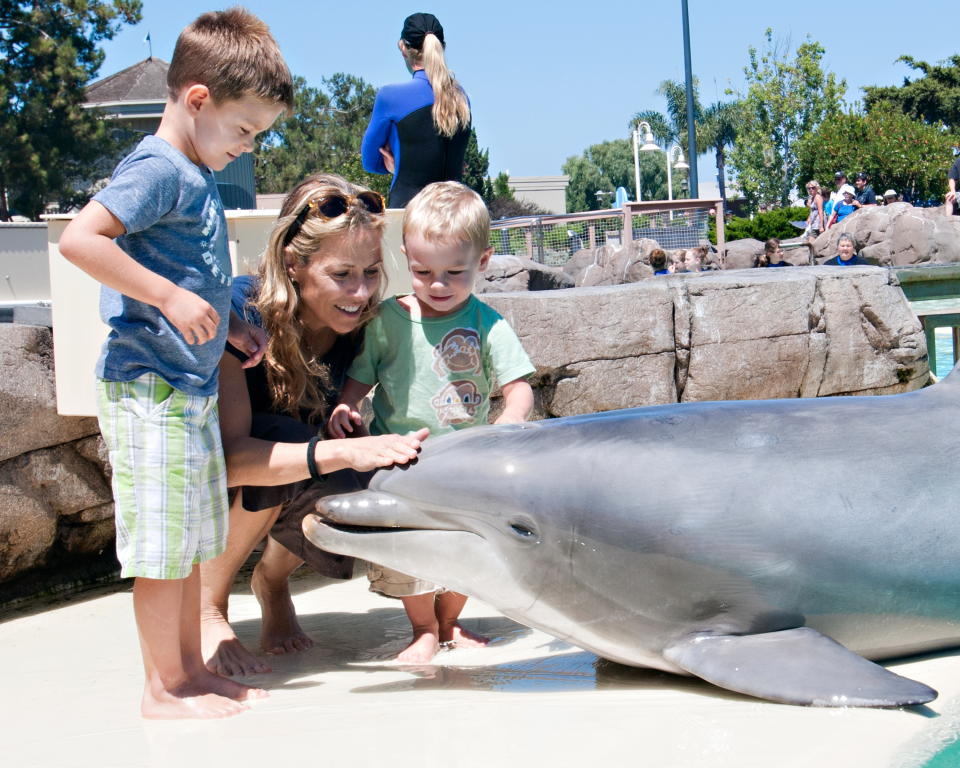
[631,79,741,205]
[699,100,741,205]
[631,78,702,151]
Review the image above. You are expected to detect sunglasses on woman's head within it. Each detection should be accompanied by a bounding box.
[281,191,385,248]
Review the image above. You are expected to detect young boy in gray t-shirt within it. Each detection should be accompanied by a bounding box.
[59,9,292,720]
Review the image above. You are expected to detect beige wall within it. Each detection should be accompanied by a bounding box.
[0,223,50,302]
[508,175,570,214]
[46,209,410,416]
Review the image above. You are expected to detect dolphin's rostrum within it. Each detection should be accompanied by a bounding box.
[304,366,960,707]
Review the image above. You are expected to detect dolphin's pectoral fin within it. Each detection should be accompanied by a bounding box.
[663,627,937,707]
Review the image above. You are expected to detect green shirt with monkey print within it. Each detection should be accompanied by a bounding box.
[348,295,535,437]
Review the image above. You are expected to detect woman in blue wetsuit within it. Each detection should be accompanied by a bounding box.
[361,12,471,208]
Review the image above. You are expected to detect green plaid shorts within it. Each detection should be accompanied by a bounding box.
[97,373,228,579]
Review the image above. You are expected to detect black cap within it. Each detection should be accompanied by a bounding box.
[834,171,846,179]
[401,12,444,49]
[855,171,869,181]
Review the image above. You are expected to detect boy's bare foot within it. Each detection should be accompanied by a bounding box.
[141,683,248,720]
[201,608,271,677]
[251,563,313,655]
[440,622,489,649]
[397,630,440,663]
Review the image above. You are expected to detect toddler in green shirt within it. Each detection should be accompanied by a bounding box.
[328,181,535,662]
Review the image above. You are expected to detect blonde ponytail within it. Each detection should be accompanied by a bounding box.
[419,32,470,137]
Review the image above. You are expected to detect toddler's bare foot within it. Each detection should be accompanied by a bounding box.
[251,564,313,655]
[141,682,248,720]
[201,607,271,677]
[440,622,489,649]
[397,630,440,664]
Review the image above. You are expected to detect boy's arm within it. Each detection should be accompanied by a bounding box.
[60,200,220,346]
[494,378,534,424]
[326,376,374,438]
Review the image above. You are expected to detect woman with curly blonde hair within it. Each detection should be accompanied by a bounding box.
[200,173,428,678]
[361,12,471,207]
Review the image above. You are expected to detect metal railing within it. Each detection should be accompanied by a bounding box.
[490,199,725,265]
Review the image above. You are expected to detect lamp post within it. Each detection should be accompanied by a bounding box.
[632,121,659,202]
[635,123,689,206]
[681,0,699,197]
[665,144,689,204]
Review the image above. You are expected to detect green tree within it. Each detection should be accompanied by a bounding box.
[728,30,846,211]
[795,103,955,204]
[864,55,960,130]
[491,171,512,199]
[255,73,389,198]
[0,0,143,220]
[563,138,670,212]
[461,127,493,201]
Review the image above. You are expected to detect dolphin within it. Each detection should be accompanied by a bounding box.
[303,367,960,707]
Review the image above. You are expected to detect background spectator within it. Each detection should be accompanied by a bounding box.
[883,189,899,205]
[828,188,857,228]
[947,153,960,216]
[826,172,855,226]
[804,180,825,240]
[823,233,867,265]
[853,172,877,207]
[760,238,789,267]
[650,248,669,275]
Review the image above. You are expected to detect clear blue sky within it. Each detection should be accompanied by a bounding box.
[97,1,957,184]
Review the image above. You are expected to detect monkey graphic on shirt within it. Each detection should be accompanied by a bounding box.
[431,327,484,425]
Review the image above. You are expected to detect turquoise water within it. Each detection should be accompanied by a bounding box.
[934,328,956,378]
[924,739,960,768]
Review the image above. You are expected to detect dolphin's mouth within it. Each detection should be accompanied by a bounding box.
[322,521,421,535]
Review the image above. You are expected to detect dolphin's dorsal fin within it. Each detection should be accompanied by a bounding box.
[663,627,937,707]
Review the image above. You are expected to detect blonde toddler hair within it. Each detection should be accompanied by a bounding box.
[403,181,489,255]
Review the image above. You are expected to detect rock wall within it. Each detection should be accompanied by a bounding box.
[0,324,111,595]
[483,266,927,418]
[0,266,929,590]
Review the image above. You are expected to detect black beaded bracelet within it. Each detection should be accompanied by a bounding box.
[306,435,325,482]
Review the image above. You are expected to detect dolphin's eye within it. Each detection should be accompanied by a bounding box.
[509,521,537,539]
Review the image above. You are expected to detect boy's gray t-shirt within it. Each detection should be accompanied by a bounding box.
[92,135,232,396]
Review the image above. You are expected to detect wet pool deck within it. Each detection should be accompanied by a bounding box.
[3,570,958,768]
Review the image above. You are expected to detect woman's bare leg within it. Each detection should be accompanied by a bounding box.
[250,535,310,654]
[200,496,280,676]
[182,565,267,700]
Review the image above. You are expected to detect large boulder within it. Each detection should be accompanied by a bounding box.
[482,266,927,418]
[720,238,763,269]
[0,324,99,463]
[813,203,960,266]
[477,253,574,293]
[562,238,659,287]
[0,440,114,580]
